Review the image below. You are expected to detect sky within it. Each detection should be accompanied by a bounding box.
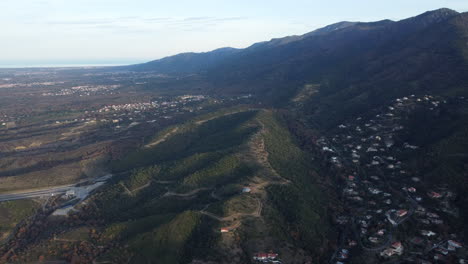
[1,0,468,66]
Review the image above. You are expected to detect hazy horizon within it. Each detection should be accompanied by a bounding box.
[0,59,147,69]
[2,0,468,67]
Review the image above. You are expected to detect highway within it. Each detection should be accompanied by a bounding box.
[0,174,114,203]
[0,185,74,202]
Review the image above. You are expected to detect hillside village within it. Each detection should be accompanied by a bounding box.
[316,94,468,263]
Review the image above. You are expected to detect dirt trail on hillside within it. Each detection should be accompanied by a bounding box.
[121,181,152,196]
[200,197,263,231]
[247,120,291,187]
[162,187,211,197]
[144,127,179,148]
[119,182,132,196]
[197,120,290,231]
[194,110,250,125]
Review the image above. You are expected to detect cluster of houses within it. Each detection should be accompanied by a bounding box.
[380,242,404,257]
[41,84,121,97]
[99,101,162,113]
[40,95,213,132]
[252,252,281,263]
[92,95,214,129]
[98,95,206,114]
[317,95,467,263]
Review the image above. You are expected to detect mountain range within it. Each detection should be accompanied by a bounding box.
[125,8,468,121]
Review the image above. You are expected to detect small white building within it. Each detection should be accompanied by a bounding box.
[65,189,76,198]
[242,187,252,193]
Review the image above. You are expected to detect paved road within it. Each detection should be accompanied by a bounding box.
[0,185,74,202]
[0,174,113,203]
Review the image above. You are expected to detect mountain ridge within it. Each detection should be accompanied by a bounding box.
[124,8,461,75]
